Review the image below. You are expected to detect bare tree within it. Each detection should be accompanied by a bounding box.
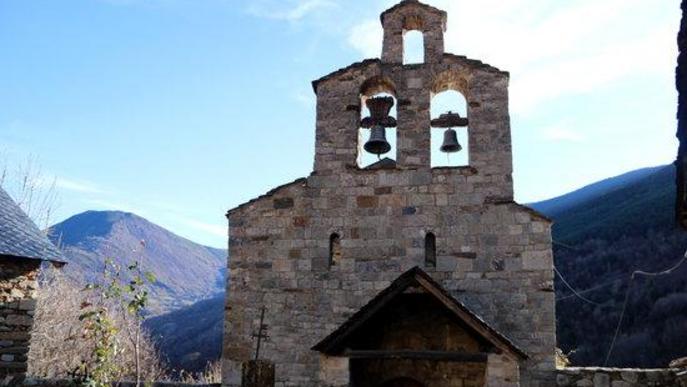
[0,153,59,231]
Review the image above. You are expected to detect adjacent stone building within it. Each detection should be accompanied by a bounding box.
[0,187,65,384]
[223,1,556,386]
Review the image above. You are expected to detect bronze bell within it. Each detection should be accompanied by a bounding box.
[364,125,391,156]
[440,128,462,153]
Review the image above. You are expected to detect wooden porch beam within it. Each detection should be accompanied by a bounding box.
[342,350,488,363]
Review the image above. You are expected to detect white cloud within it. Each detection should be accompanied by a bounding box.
[181,218,226,238]
[293,89,315,108]
[541,125,585,143]
[248,0,336,22]
[346,0,678,114]
[55,177,105,194]
[348,20,382,58]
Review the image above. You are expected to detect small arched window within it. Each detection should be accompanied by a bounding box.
[329,233,341,268]
[425,232,436,268]
[403,30,425,64]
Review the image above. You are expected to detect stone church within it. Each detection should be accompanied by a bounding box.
[223,1,556,386]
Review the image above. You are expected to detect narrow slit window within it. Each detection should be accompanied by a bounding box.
[425,232,436,268]
[329,233,341,268]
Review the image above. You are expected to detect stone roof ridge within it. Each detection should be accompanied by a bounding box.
[380,0,447,24]
[312,266,528,359]
[485,197,552,223]
[0,187,66,263]
[442,53,509,76]
[226,177,308,217]
[311,58,382,93]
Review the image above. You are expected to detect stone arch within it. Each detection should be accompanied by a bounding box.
[403,14,425,31]
[430,69,471,168]
[360,75,397,99]
[358,76,399,168]
[431,69,470,97]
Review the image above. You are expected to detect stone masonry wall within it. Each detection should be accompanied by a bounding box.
[555,368,682,387]
[223,2,554,386]
[0,257,40,384]
[223,166,555,386]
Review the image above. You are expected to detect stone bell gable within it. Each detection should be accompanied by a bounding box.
[223,1,555,386]
[380,0,447,64]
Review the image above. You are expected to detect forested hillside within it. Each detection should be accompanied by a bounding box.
[50,211,226,314]
[532,165,687,367]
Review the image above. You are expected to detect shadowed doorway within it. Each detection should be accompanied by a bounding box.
[379,377,425,387]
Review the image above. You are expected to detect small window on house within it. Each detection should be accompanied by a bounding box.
[403,30,424,64]
[431,90,469,167]
[425,232,436,268]
[329,233,341,268]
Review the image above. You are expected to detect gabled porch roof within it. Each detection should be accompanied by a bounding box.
[312,266,528,360]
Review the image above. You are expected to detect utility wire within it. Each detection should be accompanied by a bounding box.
[554,266,603,306]
[555,277,622,302]
[603,251,687,366]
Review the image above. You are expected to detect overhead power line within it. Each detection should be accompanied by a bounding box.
[554,266,603,306]
[603,251,687,366]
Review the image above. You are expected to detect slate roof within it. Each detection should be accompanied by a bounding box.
[312,266,528,359]
[0,187,66,263]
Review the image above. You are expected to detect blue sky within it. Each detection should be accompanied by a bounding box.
[0,0,680,248]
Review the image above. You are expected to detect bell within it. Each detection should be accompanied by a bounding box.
[364,126,391,156]
[440,128,462,153]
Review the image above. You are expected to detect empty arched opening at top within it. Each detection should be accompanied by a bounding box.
[358,77,398,169]
[430,90,469,168]
[403,30,425,65]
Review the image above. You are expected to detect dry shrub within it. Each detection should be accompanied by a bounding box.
[27,268,167,382]
[177,361,222,384]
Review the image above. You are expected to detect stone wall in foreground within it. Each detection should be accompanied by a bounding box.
[23,380,219,387]
[554,367,685,387]
[0,257,40,384]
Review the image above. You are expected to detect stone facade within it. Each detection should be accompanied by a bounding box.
[0,257,40,384]
[223,1,555,386]
[555,368,682,387]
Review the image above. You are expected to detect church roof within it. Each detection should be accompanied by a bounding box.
[0,187,65,263]
[312,266,528,359]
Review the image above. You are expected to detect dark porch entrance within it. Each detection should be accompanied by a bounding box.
[378,377,425,387]
[312,267,527,387]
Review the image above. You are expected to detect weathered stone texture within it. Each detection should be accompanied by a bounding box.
[223,1,554,386]
[223,165,555,386]
[0,257,40,385]
[554,368,681,387]
[242,360,275,387]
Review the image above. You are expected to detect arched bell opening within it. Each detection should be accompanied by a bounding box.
[358,77,398,169]
[430,90,469,168]
[402,14,426,65]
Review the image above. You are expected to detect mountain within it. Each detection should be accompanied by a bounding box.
[531,164,687,367]
[50,211,226,314]
[145,295,225,372]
